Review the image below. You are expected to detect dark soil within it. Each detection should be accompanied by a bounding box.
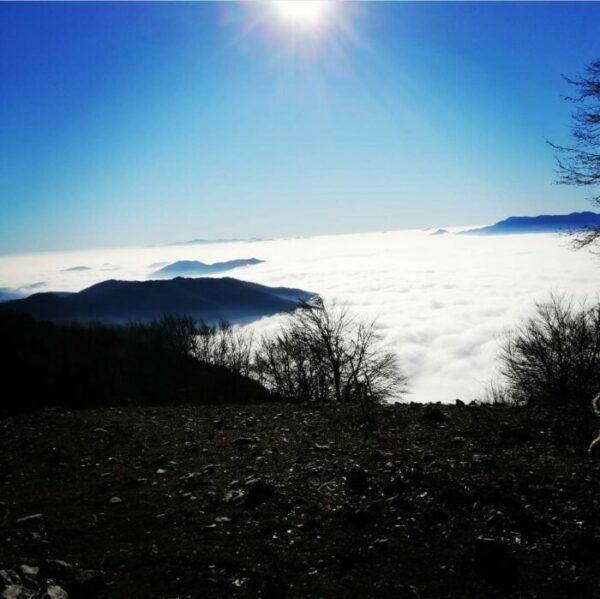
[2,403,600,598]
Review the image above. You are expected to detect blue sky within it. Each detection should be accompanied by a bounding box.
[1,1,599,253]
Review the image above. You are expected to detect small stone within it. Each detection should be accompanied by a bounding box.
[19,565,38,578]
[313,443,330,451]
[45,585,69,599]
[16,514,43,527]
[224,489,244,504]
[108,496,123,504]
[0,571,20,587]
[1,585,31,599]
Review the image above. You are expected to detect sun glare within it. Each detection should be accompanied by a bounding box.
[273,1,333,29]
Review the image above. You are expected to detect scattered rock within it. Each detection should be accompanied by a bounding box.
[108,496,123,504]
[224,489,245,504]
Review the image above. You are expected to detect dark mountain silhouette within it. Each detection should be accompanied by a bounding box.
[152,258,264,278]
[462,211,600,235]
[1,277,313,324]
[0,288,24,303]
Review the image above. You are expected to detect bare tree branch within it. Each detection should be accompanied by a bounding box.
[550,59,600,248]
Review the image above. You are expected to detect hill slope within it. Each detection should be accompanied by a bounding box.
[0,403,597,598]
[2,277,313,324]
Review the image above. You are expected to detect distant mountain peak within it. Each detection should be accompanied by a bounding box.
[462,211,600,235]
[152,258,264,279]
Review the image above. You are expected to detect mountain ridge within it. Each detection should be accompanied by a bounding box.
[152,258,264,278]
[461,211,600,235]
[1,277,313,324]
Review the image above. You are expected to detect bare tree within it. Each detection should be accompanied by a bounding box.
[549,59,600,249]
[499,294,600,427]
[193,320,254,377]
[254,297,406,418]
[155,314,197,357]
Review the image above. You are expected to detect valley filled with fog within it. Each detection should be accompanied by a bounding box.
[1,227,598,403]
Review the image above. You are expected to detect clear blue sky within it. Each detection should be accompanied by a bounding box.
[1,1,599,253]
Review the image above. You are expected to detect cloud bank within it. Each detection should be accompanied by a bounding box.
[1,228,598,402]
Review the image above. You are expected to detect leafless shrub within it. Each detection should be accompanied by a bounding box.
[499,294,600,429]
[482,381,521,407]
[193,321,254,377]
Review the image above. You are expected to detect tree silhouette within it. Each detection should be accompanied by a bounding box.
[254,297,406,426]
[550,59,600,249]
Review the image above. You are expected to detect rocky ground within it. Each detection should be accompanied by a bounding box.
[1,402,600,598]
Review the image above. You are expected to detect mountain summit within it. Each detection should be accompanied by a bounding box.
[152,258,264,278]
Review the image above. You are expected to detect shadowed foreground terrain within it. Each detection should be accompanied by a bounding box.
[2,403,600,598]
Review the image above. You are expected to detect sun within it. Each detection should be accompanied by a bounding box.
[272,1,333,29]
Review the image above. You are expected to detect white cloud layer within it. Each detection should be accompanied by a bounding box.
[1,228,599,403]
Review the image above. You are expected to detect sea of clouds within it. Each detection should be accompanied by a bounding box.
[1,228,599,403]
